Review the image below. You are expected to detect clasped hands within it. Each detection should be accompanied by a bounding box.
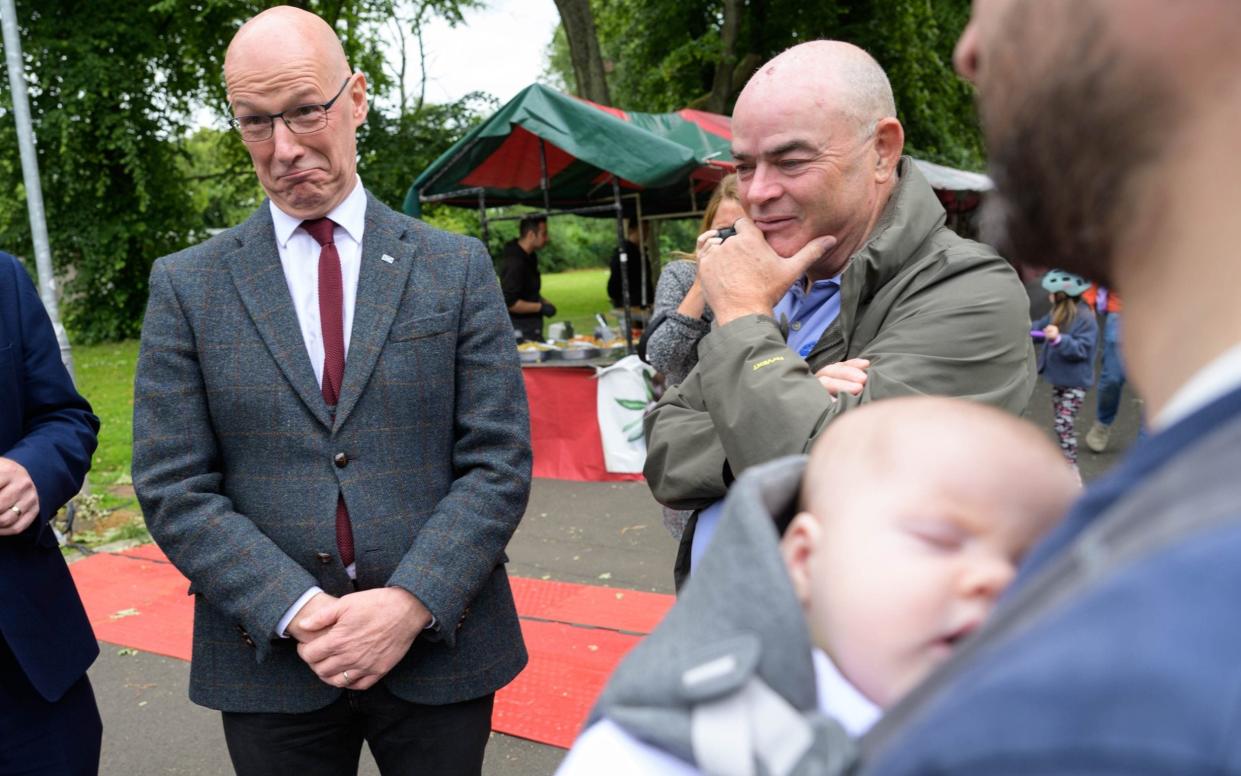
[287,587,432,691]
[694,219,869,400]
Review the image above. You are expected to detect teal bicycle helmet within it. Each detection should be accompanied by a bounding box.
[1041,269,1091,297]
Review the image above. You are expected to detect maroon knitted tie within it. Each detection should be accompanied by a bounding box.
[302,217,355,568]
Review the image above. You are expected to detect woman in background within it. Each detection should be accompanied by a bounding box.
[643,175,744,386]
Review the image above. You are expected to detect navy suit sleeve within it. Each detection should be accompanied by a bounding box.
[1,256,98,538]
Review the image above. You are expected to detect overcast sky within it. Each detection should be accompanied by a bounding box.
[395,0,562,107]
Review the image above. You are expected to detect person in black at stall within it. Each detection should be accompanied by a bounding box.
[607,220,654,312]
[501,215,555,341]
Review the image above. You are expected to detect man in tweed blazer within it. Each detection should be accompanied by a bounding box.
[132,7,530,775]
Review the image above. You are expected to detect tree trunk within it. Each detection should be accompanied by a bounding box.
[552,0,611,105]
[704,0,742,114]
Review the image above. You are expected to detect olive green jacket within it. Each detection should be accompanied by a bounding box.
[643,158,1035,511]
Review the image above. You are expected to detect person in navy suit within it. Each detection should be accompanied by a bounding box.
[0,251,101,775]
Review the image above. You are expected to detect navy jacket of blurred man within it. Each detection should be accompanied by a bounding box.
[0,252,101,776]
[131,7,531,776]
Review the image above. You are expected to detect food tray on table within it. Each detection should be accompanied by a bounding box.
[516,336,630,367]
[517,341,558,363]
[545,346,603,361]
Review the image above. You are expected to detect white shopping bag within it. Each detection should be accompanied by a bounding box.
[595,354,656,473]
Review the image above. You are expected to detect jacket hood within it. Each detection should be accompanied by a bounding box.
[589,456,843,769]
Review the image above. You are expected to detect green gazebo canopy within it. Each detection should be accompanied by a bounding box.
[403,83,733,217]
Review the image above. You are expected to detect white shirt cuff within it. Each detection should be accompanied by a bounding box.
[277,586,324,638]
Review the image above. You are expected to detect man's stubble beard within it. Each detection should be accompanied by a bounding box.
[977,7,1182,289]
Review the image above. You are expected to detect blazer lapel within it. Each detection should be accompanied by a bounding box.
[224,204,333,430]
[334,193,419,432]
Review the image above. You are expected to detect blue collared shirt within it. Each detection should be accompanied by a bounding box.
[690,274,843,568]
[773,275,843,359]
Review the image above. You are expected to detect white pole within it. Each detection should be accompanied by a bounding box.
[1,0,75,379]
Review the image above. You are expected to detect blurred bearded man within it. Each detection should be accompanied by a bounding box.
[859,2,1241,772]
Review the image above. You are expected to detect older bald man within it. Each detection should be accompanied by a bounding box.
[643,41,1035,586]
[132,7,530,774]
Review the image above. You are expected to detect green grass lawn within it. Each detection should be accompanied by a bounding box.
[71,339,143,544]
[74,340,139,489]
[540,267,616,337]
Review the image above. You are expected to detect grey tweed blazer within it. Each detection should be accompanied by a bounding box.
[133,193,531,713]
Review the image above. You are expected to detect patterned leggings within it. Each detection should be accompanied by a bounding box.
[1052,386,1087,466]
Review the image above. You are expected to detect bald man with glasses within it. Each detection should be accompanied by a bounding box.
[132,7,531,775]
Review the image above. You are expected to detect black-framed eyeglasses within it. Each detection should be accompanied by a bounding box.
[228,77,351,142]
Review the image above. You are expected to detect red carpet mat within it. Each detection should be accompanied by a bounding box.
[70,544,674,749]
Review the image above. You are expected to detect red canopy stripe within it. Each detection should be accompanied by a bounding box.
[461,126,577,190]
[677,109,733,140]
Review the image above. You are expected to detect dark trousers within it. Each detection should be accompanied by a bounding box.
[222,686,494,776]
[0,636,102,776]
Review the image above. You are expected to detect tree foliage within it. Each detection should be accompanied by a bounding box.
[549,0,983,169]
[552,0,611,104]
[0,0,485,342]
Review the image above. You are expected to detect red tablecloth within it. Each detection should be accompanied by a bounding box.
[522,366,645,482]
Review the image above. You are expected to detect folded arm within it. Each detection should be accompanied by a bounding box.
[645,261,1034,505]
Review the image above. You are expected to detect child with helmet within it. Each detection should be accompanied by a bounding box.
[1034,270,1099,475]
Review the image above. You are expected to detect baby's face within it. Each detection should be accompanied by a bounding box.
[784,457,1062,708]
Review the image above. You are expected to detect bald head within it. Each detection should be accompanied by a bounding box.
[225,6,350,97]
[728,40,904,271]
[802,397,1076,520]
[738,41,897,136]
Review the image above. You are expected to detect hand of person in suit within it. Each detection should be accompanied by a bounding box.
[295,586,433,690]
[286,591,340,643]
[815,358,870,399]
[0,457,40,536]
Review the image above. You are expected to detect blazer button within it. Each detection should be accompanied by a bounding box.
[316,552,333,565]
[334,452,349,468]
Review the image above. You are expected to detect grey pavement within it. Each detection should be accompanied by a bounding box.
[86,354,1143,775]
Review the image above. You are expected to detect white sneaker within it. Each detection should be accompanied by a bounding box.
[1085,422,1111,453]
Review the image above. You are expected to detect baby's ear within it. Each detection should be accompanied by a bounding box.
[780,511,821,605]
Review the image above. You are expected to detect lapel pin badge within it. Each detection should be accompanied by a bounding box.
[381,253,396,264]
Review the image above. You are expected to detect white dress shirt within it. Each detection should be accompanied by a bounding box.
[271,176,367,638]
[269,175,367,387]
[555,649,880,775]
